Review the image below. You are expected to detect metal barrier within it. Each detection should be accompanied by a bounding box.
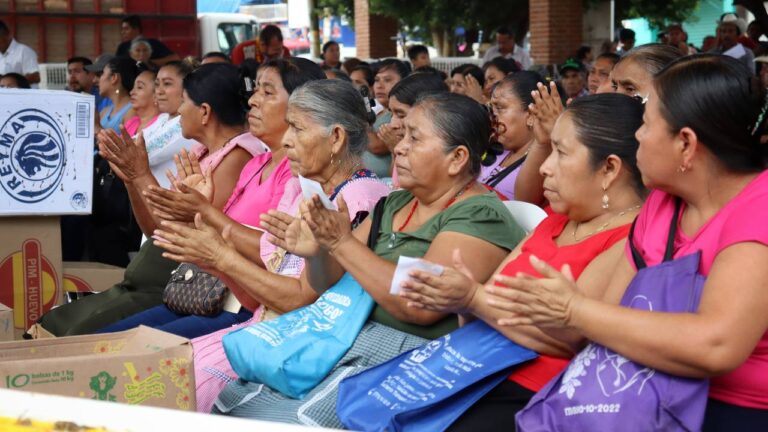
[39,63,68,90]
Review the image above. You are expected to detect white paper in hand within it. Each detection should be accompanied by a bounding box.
[299,175,336,210]
[390,256,445,295]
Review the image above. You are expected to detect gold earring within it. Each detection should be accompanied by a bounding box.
[677,164,688,173]
[601,188,610,209]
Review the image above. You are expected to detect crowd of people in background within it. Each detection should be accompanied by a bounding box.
[1,9,768,432]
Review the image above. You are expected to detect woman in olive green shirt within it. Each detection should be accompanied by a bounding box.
[213,93,525,426]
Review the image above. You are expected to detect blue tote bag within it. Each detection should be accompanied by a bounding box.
[222,198,387,400]
[223,272,374,399]
[336,320,537,431]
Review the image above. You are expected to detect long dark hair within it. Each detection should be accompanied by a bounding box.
[566,93,646,196]
[183,63,246,126]
[654,54,768,172]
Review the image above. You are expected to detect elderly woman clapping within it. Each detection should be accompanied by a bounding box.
[213,93,526,426]
[153,79,391,412]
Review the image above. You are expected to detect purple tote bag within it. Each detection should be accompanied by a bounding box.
[517,200,709,432]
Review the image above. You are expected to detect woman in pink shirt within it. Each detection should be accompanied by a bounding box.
[493,55,768,430]
[94,59,327,338]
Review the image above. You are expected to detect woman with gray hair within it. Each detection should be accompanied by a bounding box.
[129,38,153,65]
[153,78,392,412]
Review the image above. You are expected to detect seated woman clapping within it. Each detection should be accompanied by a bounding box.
[37,63,261,336]
[91,59,326,339]
[396,93,647,431]
[153,79,391,412]
[487,55,768,431]
[212,93,526,425]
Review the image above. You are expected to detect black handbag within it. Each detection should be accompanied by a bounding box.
[162,263,228,316]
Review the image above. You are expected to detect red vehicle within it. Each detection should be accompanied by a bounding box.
[0,0,199,62]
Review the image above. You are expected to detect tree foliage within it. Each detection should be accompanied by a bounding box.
[584,0,702,29]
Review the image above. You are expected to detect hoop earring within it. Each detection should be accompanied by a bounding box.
[601,188,610,209]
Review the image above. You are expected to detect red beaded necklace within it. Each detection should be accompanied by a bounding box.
[397,180,476,232]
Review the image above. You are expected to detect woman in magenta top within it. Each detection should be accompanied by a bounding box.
[493,55,768,431]
[124,63,160,137]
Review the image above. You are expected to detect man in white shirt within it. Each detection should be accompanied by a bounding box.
[0,20,40,85]
[482,26,532,70]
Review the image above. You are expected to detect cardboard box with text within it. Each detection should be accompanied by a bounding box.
[0,217,64,335]
[0,326,194,411]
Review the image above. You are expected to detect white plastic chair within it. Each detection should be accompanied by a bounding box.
[503,200,548,233]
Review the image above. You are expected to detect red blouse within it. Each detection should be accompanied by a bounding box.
[501,210,631,392]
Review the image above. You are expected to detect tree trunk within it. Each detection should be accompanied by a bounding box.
[432,27,445,56]
[443,29,453,56]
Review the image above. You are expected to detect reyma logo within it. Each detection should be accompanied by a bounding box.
[0,109,66,203]
[0,240,60,330]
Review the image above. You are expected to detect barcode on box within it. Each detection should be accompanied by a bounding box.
[76,102,90,138]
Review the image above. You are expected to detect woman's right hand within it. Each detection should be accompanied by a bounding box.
[165,150,215,203]
[377,123,404,152]
[153,213,236,272]
[97,127,151,183]
[260,209,321,257]
[464,74,486,104]
[529,81,564,146]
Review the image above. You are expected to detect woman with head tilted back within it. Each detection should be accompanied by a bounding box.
[495,54,768,431]
[399,93,646,430]
[515,43,682,206]
[149,79,391,412]
[212,93,525,425]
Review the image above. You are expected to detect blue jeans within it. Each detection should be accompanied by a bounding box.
[97,304,252,339]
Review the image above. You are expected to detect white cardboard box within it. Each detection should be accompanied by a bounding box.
[0,89,94,215]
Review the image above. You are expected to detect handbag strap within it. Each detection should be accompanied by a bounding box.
[486,155,527,187]
[629,198,682,270]
[366,197,387,250]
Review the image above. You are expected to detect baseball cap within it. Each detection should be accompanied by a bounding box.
[85,54,115,73]
[559,58,583,74]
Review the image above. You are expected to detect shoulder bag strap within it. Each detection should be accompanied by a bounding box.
[487,155,527,188]
[662,198,683,262]
[366,197,387,250]
[628,217,647,270]
[629,198,683,269]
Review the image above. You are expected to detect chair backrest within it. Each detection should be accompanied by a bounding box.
[503,200,547,233]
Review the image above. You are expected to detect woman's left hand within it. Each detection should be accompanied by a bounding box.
[400,249,482,314]
[484,255,582,328]
[153,213,235,271]
[303,193,354,252]
[144,182,212,223]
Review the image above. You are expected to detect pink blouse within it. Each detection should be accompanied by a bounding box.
[222,153,292,227]
[628,170,768,409]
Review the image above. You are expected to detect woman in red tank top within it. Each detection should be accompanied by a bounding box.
[399,93,647,431]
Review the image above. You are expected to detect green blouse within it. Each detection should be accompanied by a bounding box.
[369,189,526,339]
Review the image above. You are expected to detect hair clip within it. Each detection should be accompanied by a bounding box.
[751,92,768,137]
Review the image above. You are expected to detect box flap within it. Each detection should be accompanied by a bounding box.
[0,326,190,362]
